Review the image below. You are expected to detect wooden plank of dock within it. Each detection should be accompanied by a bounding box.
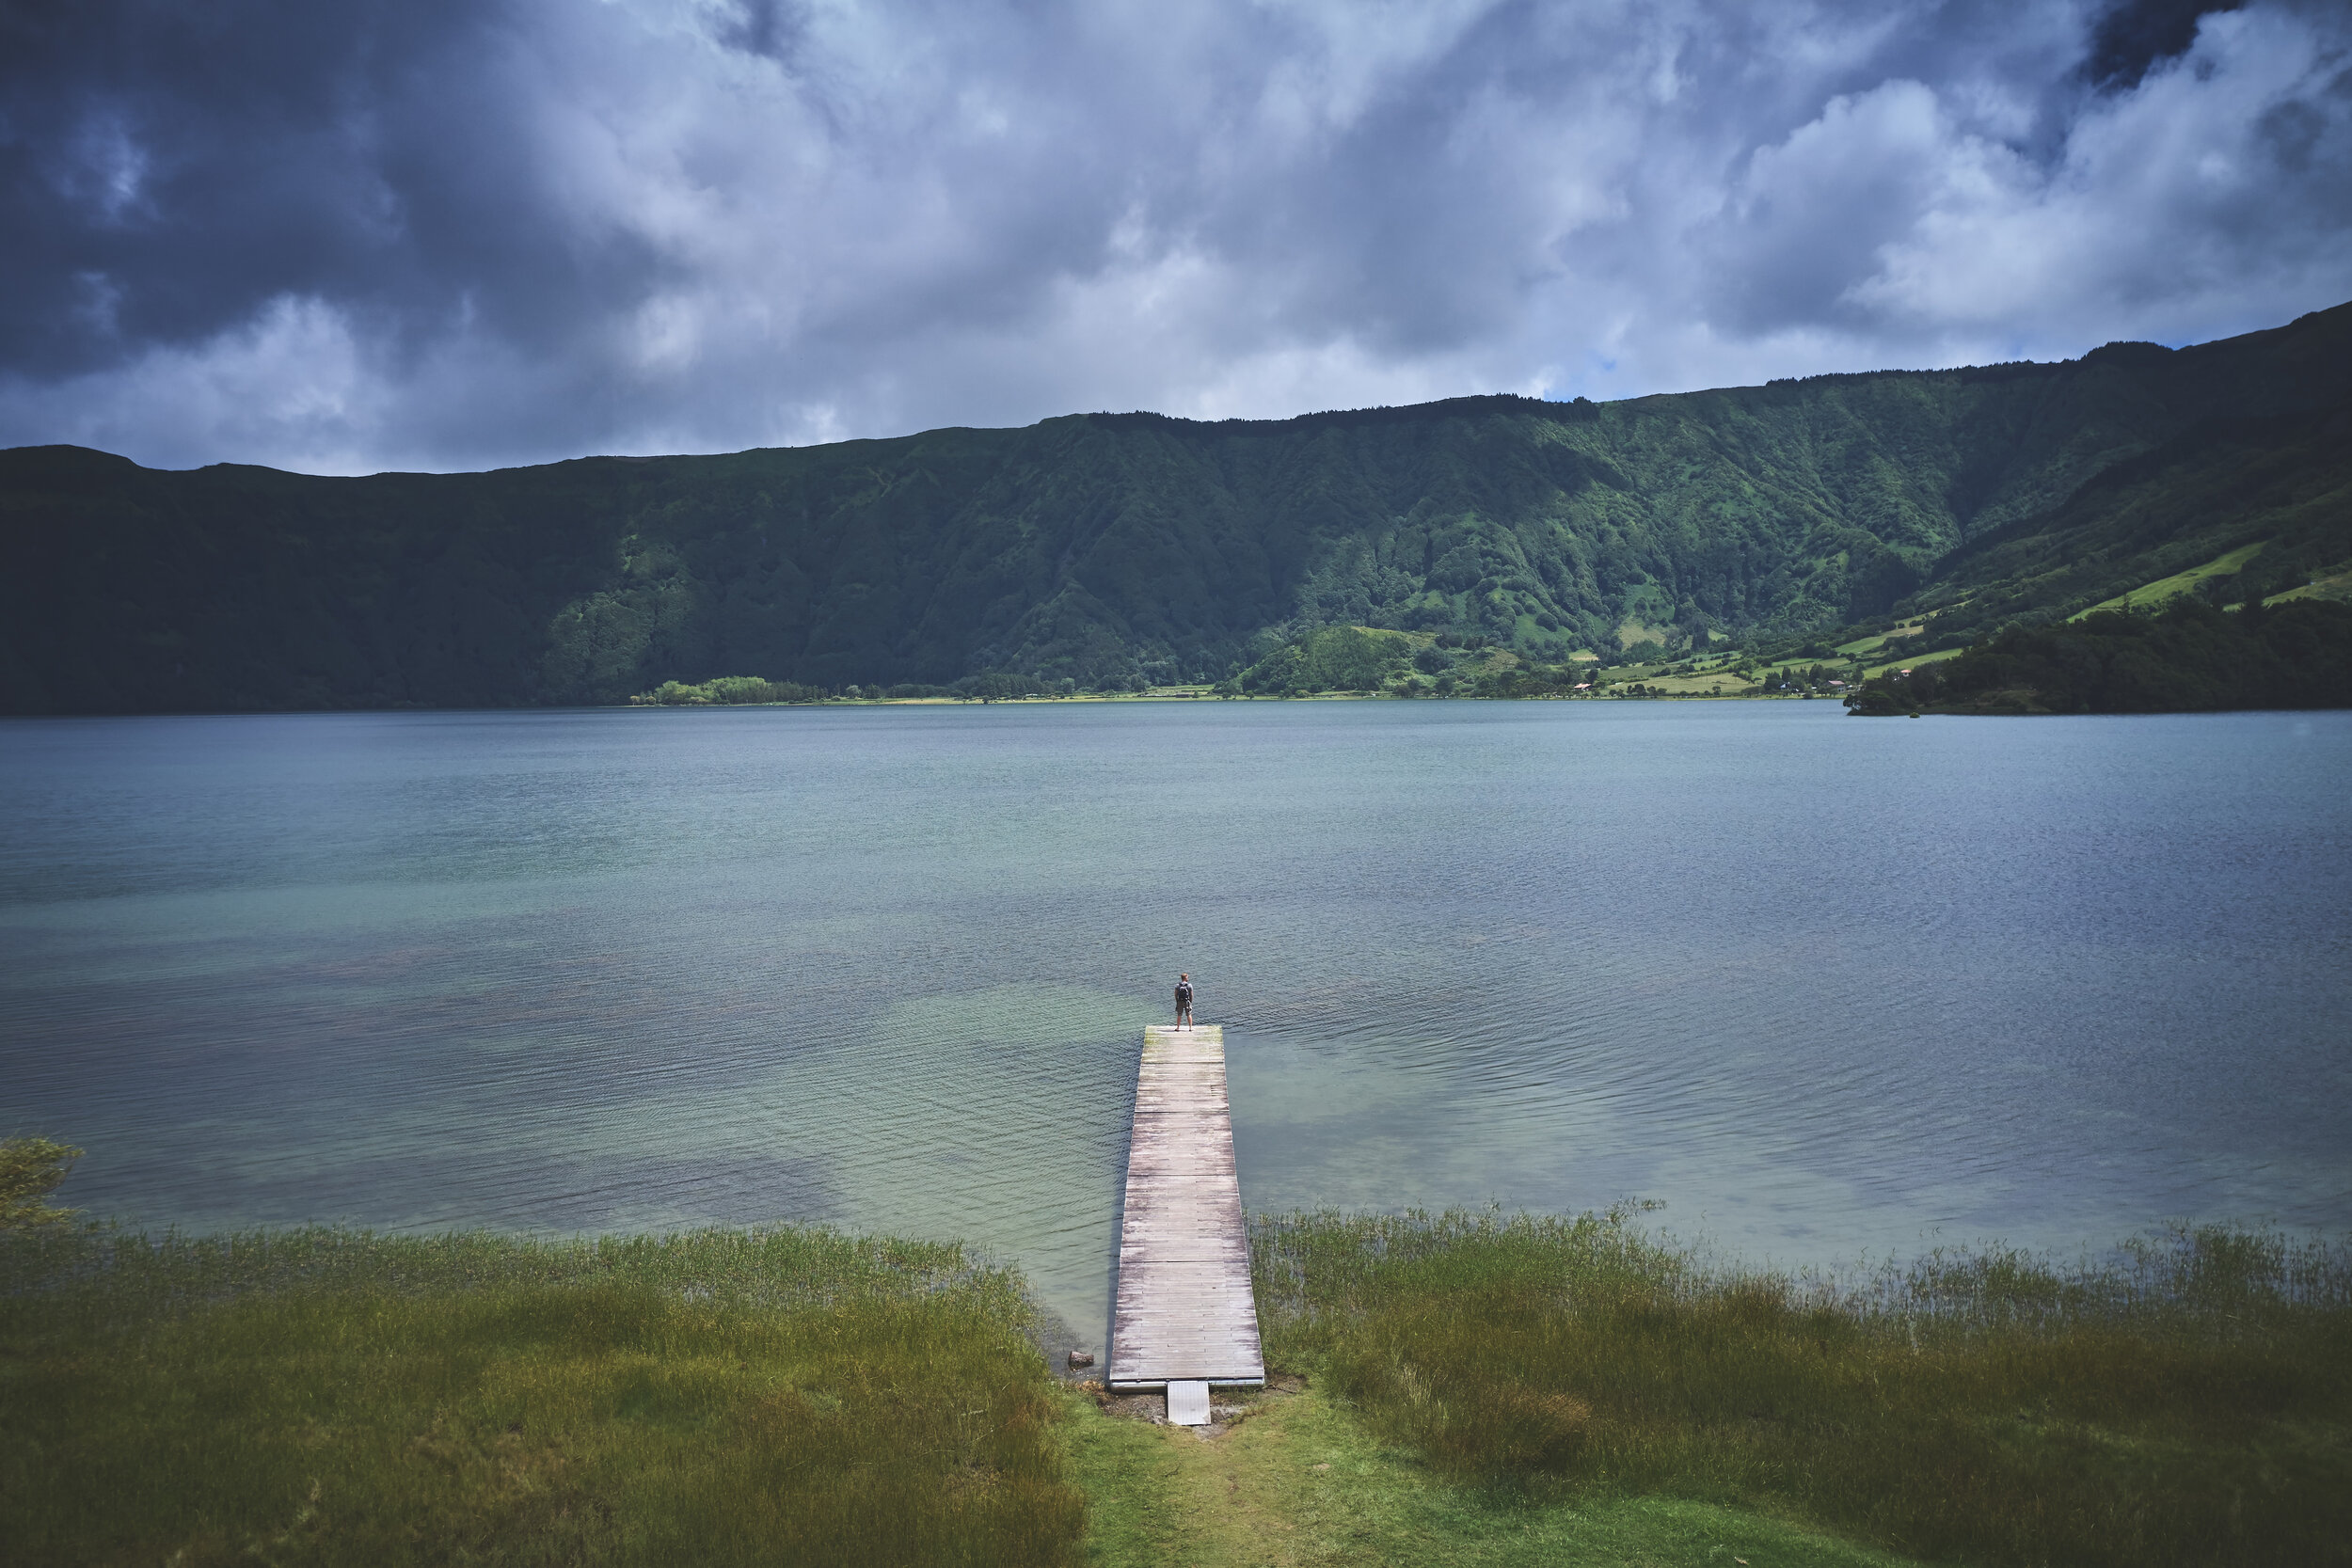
[1108,1024,1266,1391]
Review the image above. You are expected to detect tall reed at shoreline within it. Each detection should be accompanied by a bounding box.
[1252,1207,2351,1568]
[2,1223,1084,1567]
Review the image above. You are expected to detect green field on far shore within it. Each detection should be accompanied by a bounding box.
[2074,542,2272,618]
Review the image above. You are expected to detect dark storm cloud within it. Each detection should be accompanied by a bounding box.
[2087,0,2247,88]
[0,0,672,376]
[1,0,2346,473]
[713,0,809,62]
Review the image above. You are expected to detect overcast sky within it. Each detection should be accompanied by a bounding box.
[3,0,2347,473]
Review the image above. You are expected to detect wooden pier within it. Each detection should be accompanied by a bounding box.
[1108,1024,1265,1400]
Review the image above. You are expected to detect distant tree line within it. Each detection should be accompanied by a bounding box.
[635,596,2352,716]
[632,676,831,705]
[629,671,1099,705]
[1232,626,1414,694]
[1228,625,1610,699]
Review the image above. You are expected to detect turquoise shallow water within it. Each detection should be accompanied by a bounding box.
[3,700,2348,1343]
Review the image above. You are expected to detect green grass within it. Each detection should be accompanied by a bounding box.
[0,1224,1083,1567]
[1835,621,1927,657]
[15,1211,2349,1566]
[1640,669,1759,694]
[1862,642,1963,677]
[1252,1208,2352,1568]
[2073,541,2270,618]
[1059,1382,1918,1567]
[2269,562,2352,606]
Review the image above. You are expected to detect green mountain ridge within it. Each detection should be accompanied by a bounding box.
[5,302,2349,714]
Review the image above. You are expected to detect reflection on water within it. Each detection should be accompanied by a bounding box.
[4,701,2348,1343]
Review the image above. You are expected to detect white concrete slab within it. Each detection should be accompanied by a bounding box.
[1167,1380,1211,1426]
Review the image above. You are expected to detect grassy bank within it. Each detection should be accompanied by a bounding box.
[0,1224,1083,1566]
[1252,1208,2352,1568]
[1061,1379,1917,1568]
[10,1209,2347,1565]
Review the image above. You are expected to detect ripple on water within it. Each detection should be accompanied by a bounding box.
[3,701,2349,1342]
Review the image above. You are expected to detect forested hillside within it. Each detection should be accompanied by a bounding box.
[1844,597,2352,716]
[5,303,2348,714]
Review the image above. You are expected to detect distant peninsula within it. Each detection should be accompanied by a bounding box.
[4,303,2348,716]
[1842,595,2352,716]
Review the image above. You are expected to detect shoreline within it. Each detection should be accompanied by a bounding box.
[619,688,1842,708]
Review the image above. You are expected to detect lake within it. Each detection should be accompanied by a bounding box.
[3,699,2347,1345]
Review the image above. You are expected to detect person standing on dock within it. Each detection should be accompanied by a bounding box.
[1175,973,1195,1028]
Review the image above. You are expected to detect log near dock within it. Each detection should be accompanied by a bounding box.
[1107,1023,1265,1418]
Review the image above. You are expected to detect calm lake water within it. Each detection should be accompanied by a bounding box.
[4,700,2348,1343]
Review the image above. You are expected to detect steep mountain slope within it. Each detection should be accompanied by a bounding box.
[4,303,2347,714]
[1912,399,2352,642]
